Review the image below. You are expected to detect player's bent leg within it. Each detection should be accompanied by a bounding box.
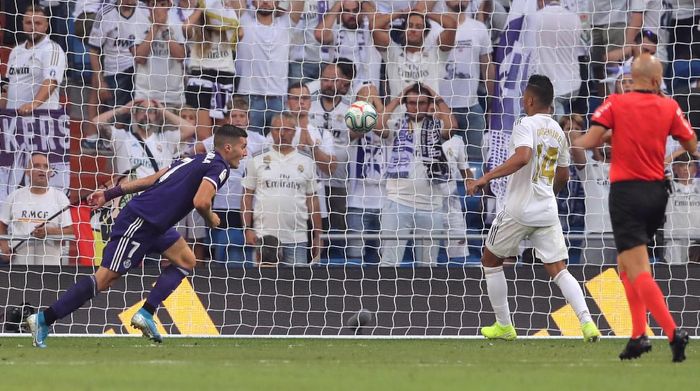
[543,261,599,342]
[134,234,193,343]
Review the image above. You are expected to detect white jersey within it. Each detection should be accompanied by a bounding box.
[4,36,66,110]
[504,114,570,227]
[590,0,628,26]
[133,16,186,106]
[525,5,583,97]
[290,0,332,63]
[347,132,387,210]
[0,187,72,265]
[88,4,150,75]
[236,11,291,96]
[665,180,700,263]
[265,124,335,217]
[308,98,352,188]
[202,130,267,211]
[242,148,317,243]
[383,24,444,98]
[329,21,382,89]
[109,127,181,178]
[576,156,612,233]
[439,17,491,109]
[442,135,468,195]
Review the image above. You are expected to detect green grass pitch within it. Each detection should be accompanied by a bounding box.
[0,337,696,390]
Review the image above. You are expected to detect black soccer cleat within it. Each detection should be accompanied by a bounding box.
[619,335,652,360]
[670,329,689,363]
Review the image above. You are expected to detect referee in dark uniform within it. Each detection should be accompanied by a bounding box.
[575,53,697,362]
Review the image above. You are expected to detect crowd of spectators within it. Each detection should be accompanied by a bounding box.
[0,0,698,266]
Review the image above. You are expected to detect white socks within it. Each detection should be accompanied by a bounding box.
[484,266,512,326]
[553,269,593,325]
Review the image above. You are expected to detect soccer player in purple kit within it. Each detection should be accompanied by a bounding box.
[26,125,248,348]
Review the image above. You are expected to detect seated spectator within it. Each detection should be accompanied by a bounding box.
[372,9,456,98]
[665,152,700,264]
[201,97,267,266]
[314,0,382,90]
[90,99,196,179]
[236,0,303,135]
[440,0,493,162]
[241,112,322,265]
[565,114,615,265]
[0,4,66,115]
[0,153,73,265]
[379,82,455,266]
[183,0,242,142]
[87,0,150,116]
[133,0,187,108]
[441,132,471,262]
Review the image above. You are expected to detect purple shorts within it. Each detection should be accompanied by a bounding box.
[101,207,181,274]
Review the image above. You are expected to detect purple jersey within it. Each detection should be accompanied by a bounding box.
[126,151,230,230]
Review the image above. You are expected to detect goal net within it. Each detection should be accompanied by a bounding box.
[0,0,698,337]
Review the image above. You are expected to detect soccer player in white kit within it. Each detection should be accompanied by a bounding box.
[467,75,601,342]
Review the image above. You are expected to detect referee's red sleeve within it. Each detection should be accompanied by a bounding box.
[669,102,696,142]
[591,96,615,129]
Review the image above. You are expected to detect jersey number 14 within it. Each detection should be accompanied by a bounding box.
[532,144,558,185]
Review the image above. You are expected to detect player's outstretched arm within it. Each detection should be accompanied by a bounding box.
[573,124,607,150]
[88,168,168,208]
[193,180,220,228]
[467,146,532,195]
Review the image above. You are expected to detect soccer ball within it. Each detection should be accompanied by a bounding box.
[344,101,378,133]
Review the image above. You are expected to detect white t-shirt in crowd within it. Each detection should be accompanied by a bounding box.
[309,98,352,188]
[4,36,66,110]
[73,0,113,17]
[109,127,181,178]
[384,113,447,211]
[665,179,700,263]
[186,29,236,73]
[347,132,387,210]
[629,0,667,61]
[236,11,291,96]
[439,17,491,109]
[290,0,332,63]
[670,0,698,20]
[383,23,444,98]
[590,0,629,26]
[0,187,72,265]
[133,17,186,106]
[242,148,317,243]
[525,4,582,98]
[202,130,267,211]
[504,114,570,227]
[442,135,468,195]
[329,19,382,89]
[88,4,150,75]
[576,156,612,233]
[374,1,418,12]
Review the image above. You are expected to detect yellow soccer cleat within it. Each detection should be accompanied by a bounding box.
[481,322,517,341]
[582,321,601,342]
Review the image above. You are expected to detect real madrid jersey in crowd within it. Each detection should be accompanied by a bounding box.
[290,0,332,64]
[329,19,382,89]
[88,3,150,76]
[576,155,612,234]
[504,114,570,227]
[242,148,318,244]
[383,23,443,98]
[309,98,352,188]
[4,36,66,110]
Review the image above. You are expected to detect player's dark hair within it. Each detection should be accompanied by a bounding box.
[526,74,554,108]
[213,124,247,149]
[401,82,435,105]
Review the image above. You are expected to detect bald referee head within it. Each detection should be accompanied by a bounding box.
[631,53,663,93]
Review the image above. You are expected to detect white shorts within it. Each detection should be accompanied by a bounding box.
[485,211,568,263]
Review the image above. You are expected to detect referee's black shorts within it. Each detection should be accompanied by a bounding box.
[609,180,669,253]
